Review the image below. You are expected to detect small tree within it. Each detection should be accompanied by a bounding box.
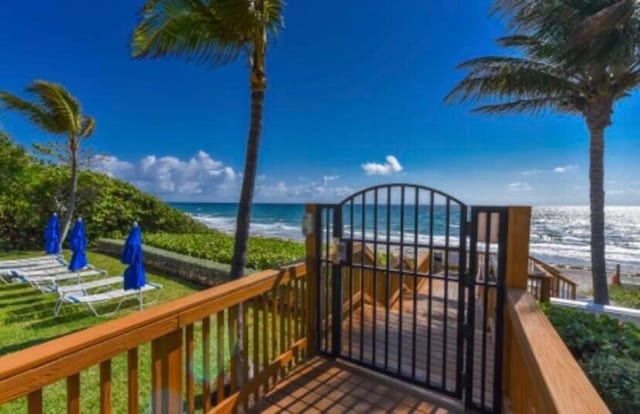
[446,0,640,305]
[0,80,95,248]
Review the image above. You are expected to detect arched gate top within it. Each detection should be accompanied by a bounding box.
[338,183,467,207]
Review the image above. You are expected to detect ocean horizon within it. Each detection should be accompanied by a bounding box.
[170,202,640,274]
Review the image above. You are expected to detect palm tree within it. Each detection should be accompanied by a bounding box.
[132,0,285,383]
[132,0,284,281]
[446,0,640,305]
[0,81,95,249]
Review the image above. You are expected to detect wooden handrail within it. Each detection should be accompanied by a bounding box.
[504,289,608,413]
[528,256,577,300]
[0,262,308,411]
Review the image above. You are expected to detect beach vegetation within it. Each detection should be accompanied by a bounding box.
[609,283,640,309]
[0,136,207,250]
[447,0,640,305]
[0,81,96,250]
[144,232,304,271]
[543,304,640,413]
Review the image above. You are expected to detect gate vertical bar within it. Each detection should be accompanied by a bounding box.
[493,210,508,413]
[331,207,343,357]
[456,204,468,398]
[465,208,479,408]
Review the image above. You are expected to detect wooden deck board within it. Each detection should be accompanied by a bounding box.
[340,277,495,406]
[251,357,460,413]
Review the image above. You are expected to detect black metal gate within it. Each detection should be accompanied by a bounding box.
[312,184,507,413]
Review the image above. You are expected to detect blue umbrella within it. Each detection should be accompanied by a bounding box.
[68,218,88,271]
[121,222,141,265]
[122,223,146,310]
[44,213,60,255]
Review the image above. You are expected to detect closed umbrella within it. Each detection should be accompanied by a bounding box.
[122,223,146,310]
[44,213,60,255]
[121,222,141,265]
[68,218,88,271]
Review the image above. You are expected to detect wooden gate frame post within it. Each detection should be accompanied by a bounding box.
[304,204,319,357]
[502,206,532,410]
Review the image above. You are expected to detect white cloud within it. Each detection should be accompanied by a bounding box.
[92,150,236,197]
[520,169,543,176]
[257,177,354,201]
[362,155,403,176]
[506,182,533,192]
[553,165,578,173]
[323,175,339,186]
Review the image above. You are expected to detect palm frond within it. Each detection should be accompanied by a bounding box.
[27,80,82,133]
[133,0,246,65]
[0,92,64,134]
[79,116,96,138]
[446,56,580,104]
[472,97,583,115]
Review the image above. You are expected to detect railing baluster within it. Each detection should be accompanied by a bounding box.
[252,296,260,404]
[67,373,80,414]
[100,359,112,414]
[185,324,195,414]
[127,348,138,414]
[279,286,286,378]
[202,316,211,412]
[27,389,42,414]
[271,288,278,385]
[293,276,300,360]
[216,312,224,408]
[229,306,238,396]
[151,337,164,412]
[262,294,270,394]
[242,299,249,412]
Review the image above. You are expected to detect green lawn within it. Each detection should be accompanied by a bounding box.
[0,250,206,413]
[0,251,298,413]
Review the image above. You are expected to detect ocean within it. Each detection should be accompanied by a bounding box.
[171,203,640,273]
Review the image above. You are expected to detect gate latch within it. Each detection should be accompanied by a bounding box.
[331,238,351,265]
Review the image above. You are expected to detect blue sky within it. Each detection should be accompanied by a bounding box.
[1,0,639,205]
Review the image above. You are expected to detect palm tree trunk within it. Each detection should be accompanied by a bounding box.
[229,59,266,388]
[585,102,611,305]
[59,139,79,250]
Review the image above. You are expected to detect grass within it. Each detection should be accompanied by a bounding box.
[610,284,640,309]
[0,250,205,413]
[0,250,302,413]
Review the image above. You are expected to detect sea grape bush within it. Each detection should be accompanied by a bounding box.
[144,232,305,271]
[543,304,640,413]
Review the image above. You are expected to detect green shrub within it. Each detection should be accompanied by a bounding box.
[144,232,305,270]
[0,136,208,250]
[542,304,640,361]
[543,304,640,413]
[610,284,640,309]
[582,353,640,414]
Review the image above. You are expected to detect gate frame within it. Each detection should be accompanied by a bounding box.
[305,184,510,414]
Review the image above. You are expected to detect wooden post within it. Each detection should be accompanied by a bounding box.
[502,206,531,411]
[540,276,551,303]
[505,207,532,290]
[151,329,183,414]
[304,204,318,357]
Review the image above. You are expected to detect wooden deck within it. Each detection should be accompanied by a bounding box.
[251,357,460,413]
[339,276,495,407]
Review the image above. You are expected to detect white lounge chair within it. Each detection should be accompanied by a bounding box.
[0,255,63,269]
[19,269,108,293]
[52,276,124,314]
[56,282,163,316]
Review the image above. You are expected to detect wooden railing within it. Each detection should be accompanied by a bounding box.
[503,289,608,413]
[528,256,577,301]
[503,208,607,413]
[0,262,309,413]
